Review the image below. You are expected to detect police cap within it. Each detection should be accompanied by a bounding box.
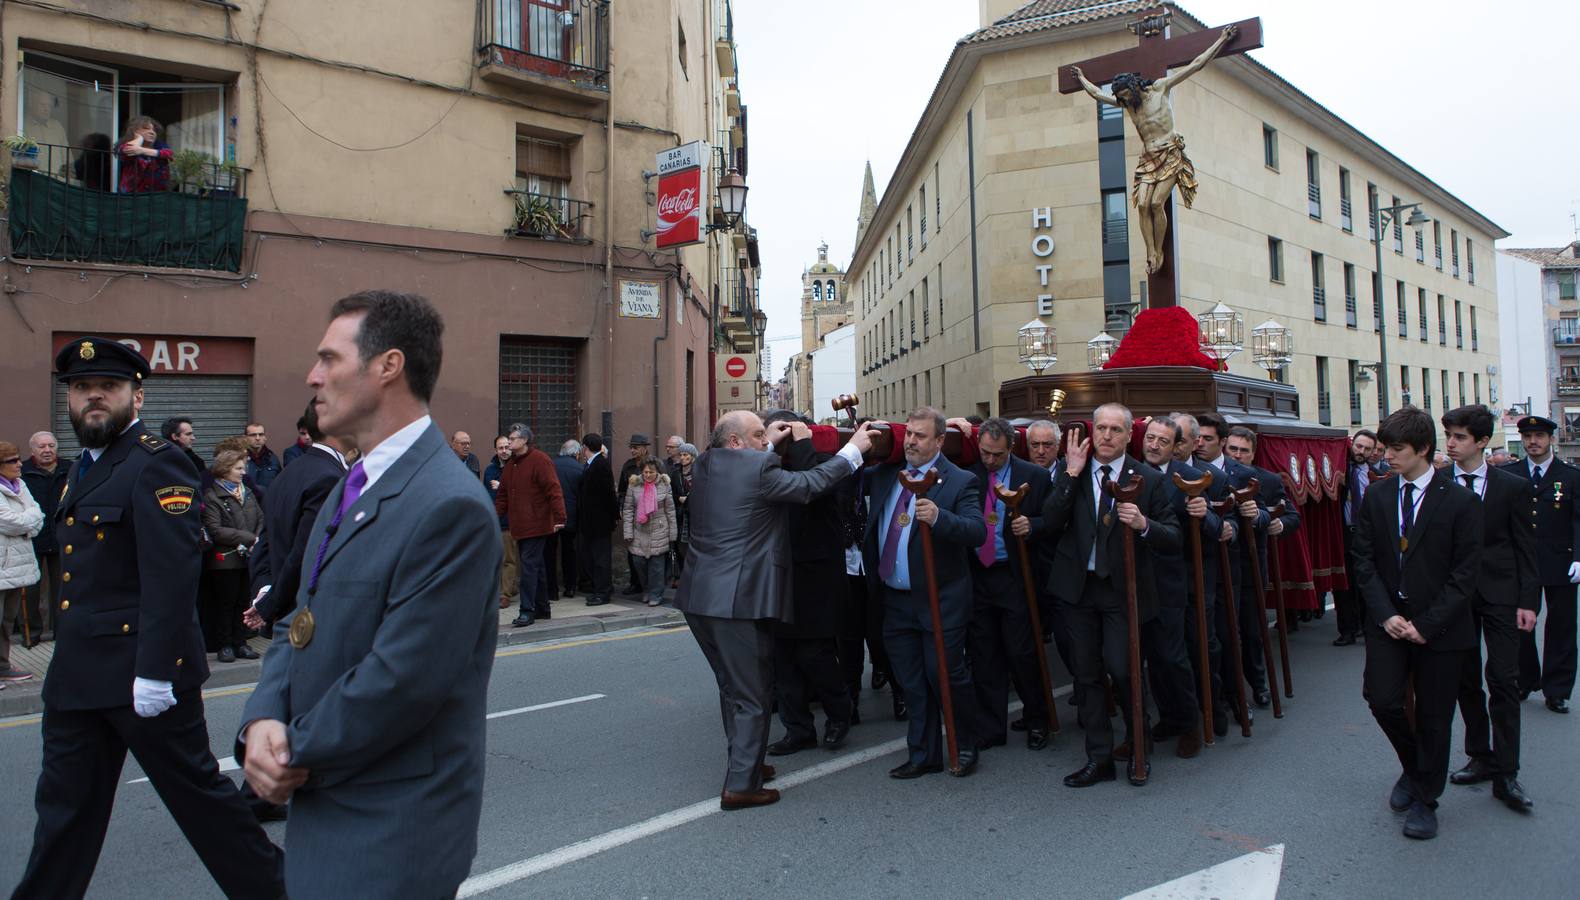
[1515,415,1558,434]
[54,336,152,384]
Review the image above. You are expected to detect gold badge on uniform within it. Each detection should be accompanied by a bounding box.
[155,486,195,515]
[1103,512,1114,527]
[986,513,998,526]
[1555,482,1565,505]
[79,340,95,360]
[290,607,316,649]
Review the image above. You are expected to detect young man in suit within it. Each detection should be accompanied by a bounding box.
[1352,405,1482,840]
[864,407,989,779]
[239,290,502,897]
[1334,429,1380,645]
[1442,405,1538,811]
[577,433,618,606]
[1224,426,1301,699]
[1043,403,1181,787]
[1502,415,1580,713]
[951,416,1053,751]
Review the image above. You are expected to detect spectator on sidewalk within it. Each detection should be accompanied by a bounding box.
[451,430,481,480]
[672,442,697,586]
[578,433,617,606]
[484,435,518,611]
[618,434,652,595]
[664,434,685,475]
[550,439,583,600]
[496,424,565,628]
[623,457,677,608]
[0,441,42,683]
[244,422,283,489]
[282,416,312,467]
[162,415,203,475]
[21,431,68,645]
[202,449,262,663]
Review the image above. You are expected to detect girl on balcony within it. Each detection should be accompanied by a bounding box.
[115,116,173,193]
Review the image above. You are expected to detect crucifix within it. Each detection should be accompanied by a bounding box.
[1058,9,1263,309]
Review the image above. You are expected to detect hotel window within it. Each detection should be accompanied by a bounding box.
[1372,269,1383,332]
[1306,149,1321,219]
[1263,124,1278,169]
[1470,306,1479,351]
[1441,370,1450,413]
[1316,357,1331,426]
[1311,252,1326,321]
[1466,239,1475,284]
[1433,221,1443,270]
[1473,373,1481,404]
[1104,190,1129,245]
[1457,372,1466,406]
[1454,300,1463,349]
[1267,237,1284,282]
[1348,359,1362,425]
[1437,294,1447,346]
[1415,227,1425,263]
[895,225,903,275]
[1451,229,1460,278]
[921,277,930,340]
[1339,168,1353,232]
[1344,263,1358,328]
[1396,281,1407,337]
[1418,288,1428,342]
[1366,183,1379,240]
[919,186,927,247]
[1423,367,1432,412]
[937,264,944,332]
[934,162,941,232]
[906,207,914,263]
[1401,366,1412,406]
[1391,195,1404,254]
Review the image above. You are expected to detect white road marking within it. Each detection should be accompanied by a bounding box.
[1122,843,1285,900]
[124,694,606,784]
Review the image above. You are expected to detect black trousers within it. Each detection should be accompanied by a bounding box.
[839,573,892,700]
[1518,582,1577,700]
[968,564,1049,740]
[1363,625,1465,804]
[1143,604,1200,732]
[1064,576,1148,765]
[774,637,852,741]
[204,569,249,651]
[1235,547,1270,692]
[1184,585,1226,720]
[578,529,612,600]
[1334,525,1364,637]
[1042,591,1080,704]
[881,585,986,767]
[1457,600,1523,775]
[16,694,284,899]
[545,530,578,599]
[685,613,774,794]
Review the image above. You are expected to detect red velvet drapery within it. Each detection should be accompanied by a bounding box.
[1254,433,1350,610]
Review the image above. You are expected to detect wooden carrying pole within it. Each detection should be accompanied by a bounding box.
[1211,494,1252,737]
[1104,473,1149,784]
[1268,500,1295,698]
[899,469,962,773]
[1171,469,1215,747]
[1232,480,1283,719]
[995,482,1060,736]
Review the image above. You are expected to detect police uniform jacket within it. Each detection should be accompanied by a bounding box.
[1500,456,1580,586]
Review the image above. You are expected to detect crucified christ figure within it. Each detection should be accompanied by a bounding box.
[1071,24,1238,274]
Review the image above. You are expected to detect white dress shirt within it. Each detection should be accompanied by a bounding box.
[1451,461,1488,499]
[360,415,432,491]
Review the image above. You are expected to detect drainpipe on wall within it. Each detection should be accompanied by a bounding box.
[652,267,678,438]
[602,35,617,440]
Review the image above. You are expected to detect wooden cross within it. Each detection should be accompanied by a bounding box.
[1058,9,1263,309]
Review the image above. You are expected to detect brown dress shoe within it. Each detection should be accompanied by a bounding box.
[720,788,780,811]
[1176,729,1202,759]
[760,764,776,782]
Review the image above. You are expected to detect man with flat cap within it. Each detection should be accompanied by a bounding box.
[14,337,283,899]
[1502,415,1580,713]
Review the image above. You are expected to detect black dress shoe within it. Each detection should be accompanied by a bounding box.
[511,616,535,628]
[767,735,817,756]
[871,669,890,690]
[949,748,979,777]
[1493,777,1534,811]
[1027,728,1051,751]
[1063,761,1116,788]
[822,720,851,750]
[1402,800,1438,839]
[1389,774,1415,812]
[1010,717,1029,732]
[1450,757,1495,785]
[891,692,908,722]
[889,761,942,779]
[1254,688,1272,708]
[216,646,236,663]
[1212,710,1229,737]
[233,643,260,660]
[1546,697,1569,714]
[1333,633,1357,646]
[1176,730,1202,759]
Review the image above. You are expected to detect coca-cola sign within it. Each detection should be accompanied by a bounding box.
[655,141,705,249]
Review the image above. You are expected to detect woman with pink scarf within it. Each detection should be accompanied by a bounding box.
[622,457,677,607]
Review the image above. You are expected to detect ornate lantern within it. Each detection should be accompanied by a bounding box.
[1017,318,1056,375]
[1086,331,1118,370]
[1197,302,1244,370]
[1250,319,1293,378]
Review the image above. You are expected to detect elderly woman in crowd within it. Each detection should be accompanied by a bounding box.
[0,441,43,683]
[202,448,262,663]
[623,456,677,607]
[670,442,698,586]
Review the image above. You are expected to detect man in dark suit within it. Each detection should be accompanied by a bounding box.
[1194,414,1271,710]
[1043,402,1181,787]
[1224,425,1302,707]
[577,434,618,606]
[1353,405,1482,840]
[953,416,1053,751]
[240,290,501,896]
[15,337,284,899]
[246,399,348,629]
[549,438,584,600]
[1334,429,1380,645]
[864,407,989,779]
[1170,412,1237,738]
[1503,415,1580,713]
[675,411,872,810]
[1441,405,1538,812]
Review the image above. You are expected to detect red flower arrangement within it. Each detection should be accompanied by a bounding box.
[1101,306,1217,371]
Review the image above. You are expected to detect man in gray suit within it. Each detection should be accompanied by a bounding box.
[675,410,874,811]
[238,290,501,899]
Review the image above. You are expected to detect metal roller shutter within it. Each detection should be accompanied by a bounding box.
[53,375,252,460]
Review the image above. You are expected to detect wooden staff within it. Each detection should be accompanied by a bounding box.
[900,468,963,774]
[995,481,1060,736]
[1268,500,1294,698]
[1232,480,1283,719]
[1103,473,1148,785]
[1172,469,1215,747]
[1210,495,1251,737]
[831,394,860,427]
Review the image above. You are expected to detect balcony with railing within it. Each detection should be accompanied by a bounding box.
[504,189,592,241]
[715,0,736,76]
[1350,392,1363,425]
[1554,320,1580,345]
[1558,368,1580,396]
[1340,199,1352,232]
[478,1,610,101]
[1307,183,1321,219]
[6,142,248,272]
[1560,426,1580,446]
[1312,285,1327,321]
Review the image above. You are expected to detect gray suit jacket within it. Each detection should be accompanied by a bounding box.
[673,446,854,621]
[237,423,501,899]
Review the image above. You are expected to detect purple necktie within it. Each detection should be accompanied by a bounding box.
[307,461,367,597]
[978,471,999,567]
[878,469,919,582]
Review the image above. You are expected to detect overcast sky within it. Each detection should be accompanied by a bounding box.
[733,0,1580,374]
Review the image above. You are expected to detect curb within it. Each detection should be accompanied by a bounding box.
[0,607,684,720]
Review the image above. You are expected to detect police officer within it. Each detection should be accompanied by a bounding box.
[14,338,284,899]
[1502,415,1580,714]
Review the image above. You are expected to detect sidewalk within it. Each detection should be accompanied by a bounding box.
[0,590,683,718]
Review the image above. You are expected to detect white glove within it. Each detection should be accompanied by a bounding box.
[133,677,176,718]
[1569,562,1580,584]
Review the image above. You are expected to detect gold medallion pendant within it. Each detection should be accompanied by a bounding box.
[986,513,998,526]
[1399,537,1409,553]
[897,512,911,527]
[1103,512,1114,528]
[289,608,316,649]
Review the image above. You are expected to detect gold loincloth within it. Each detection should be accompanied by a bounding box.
[1132,135,1197,209]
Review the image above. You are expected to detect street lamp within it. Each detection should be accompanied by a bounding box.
[1250,319,1293,380]
[1373,199,1428,416]
[1197,302,1244,371]
[1017,318,1057,375]
[710,168,749,230]
[1087,331,1118,370]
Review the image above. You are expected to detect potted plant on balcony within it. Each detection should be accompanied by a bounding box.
[511,192,571,239]
[211,159,243,197]
[4,135,40,171]
[170,148,216,194]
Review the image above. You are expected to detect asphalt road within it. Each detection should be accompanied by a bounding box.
[0,618,1573,898]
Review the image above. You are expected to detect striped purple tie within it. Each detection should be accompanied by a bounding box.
[307,462,367,597]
